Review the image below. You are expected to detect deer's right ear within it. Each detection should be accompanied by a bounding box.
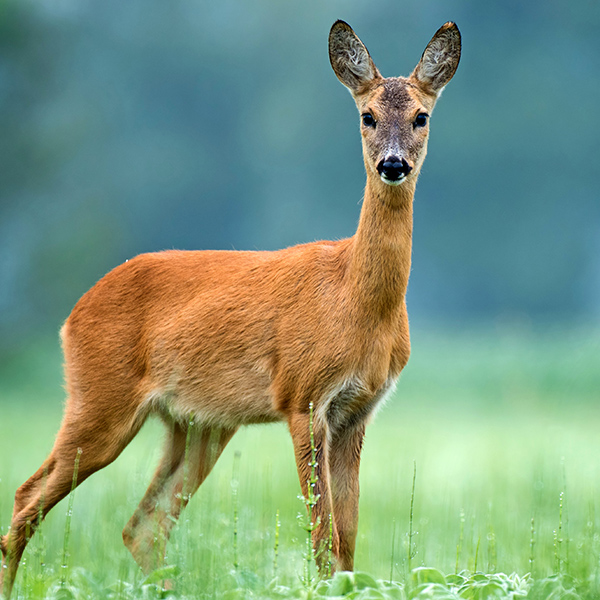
[329,20,381,96]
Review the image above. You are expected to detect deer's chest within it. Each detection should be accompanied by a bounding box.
[320,374,397,433]
[319,319,409,430]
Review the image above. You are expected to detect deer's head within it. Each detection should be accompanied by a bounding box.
[329,21,461,188]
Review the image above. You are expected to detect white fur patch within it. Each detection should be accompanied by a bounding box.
[366,376,398,424]
[380,174,406,186]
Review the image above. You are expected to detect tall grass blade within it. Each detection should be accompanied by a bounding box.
[408,461,417,572]
[297,401,320,589]
[273,509,280,578]
[529,517,535,575]
[455,508,465,575]
[60,447,82,588]
[389,517,396,584]
[232,449,241,571]
[326,512,333,579]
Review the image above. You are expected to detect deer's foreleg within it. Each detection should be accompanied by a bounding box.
[328,422,365,571]
[288,410,339,574]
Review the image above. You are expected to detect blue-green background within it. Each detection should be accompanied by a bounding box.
[1,0,599,354]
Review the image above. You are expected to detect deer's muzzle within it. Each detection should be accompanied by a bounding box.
[377,156,413,185]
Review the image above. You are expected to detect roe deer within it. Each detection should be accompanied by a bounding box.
[0,20,460,597]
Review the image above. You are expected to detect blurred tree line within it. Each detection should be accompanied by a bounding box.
[0,0,599,354]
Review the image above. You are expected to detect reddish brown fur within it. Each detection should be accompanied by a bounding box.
[0,21,460,598]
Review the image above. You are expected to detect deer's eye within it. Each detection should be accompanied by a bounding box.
[362,113,376,128]
[414,113,429,128]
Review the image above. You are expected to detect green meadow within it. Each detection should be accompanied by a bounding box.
[1,326,599,599]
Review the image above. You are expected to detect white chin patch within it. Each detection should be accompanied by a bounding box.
[380,174,405,186]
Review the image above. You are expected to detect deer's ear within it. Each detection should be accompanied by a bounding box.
[329,20,382,95]
[410,22,461,97]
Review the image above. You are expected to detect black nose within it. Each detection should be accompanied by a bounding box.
[377,156,413,181]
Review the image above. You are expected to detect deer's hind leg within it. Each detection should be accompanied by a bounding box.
[0,398,145,599]
[122,420,237,573]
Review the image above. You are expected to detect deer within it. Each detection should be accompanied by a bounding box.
[0,20,460,598]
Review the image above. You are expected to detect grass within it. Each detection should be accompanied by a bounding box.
[1,325,600,598]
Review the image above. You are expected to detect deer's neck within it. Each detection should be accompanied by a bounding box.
[347,173,415,320]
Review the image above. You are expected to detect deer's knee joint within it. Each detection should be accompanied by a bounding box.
[122,528,132,550]
[122,519,138,551]
[13,485,31,512]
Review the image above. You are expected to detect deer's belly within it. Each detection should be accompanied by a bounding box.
[146,359,282,428]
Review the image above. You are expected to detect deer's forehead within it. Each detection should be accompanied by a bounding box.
[379,79,415,108]
[363,78,430,114]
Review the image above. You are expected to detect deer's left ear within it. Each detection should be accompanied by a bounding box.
[329,20,382,96]
[410,22,461,97]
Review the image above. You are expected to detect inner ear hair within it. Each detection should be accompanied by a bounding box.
[329,20,381,95]
[412,22,461,96]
